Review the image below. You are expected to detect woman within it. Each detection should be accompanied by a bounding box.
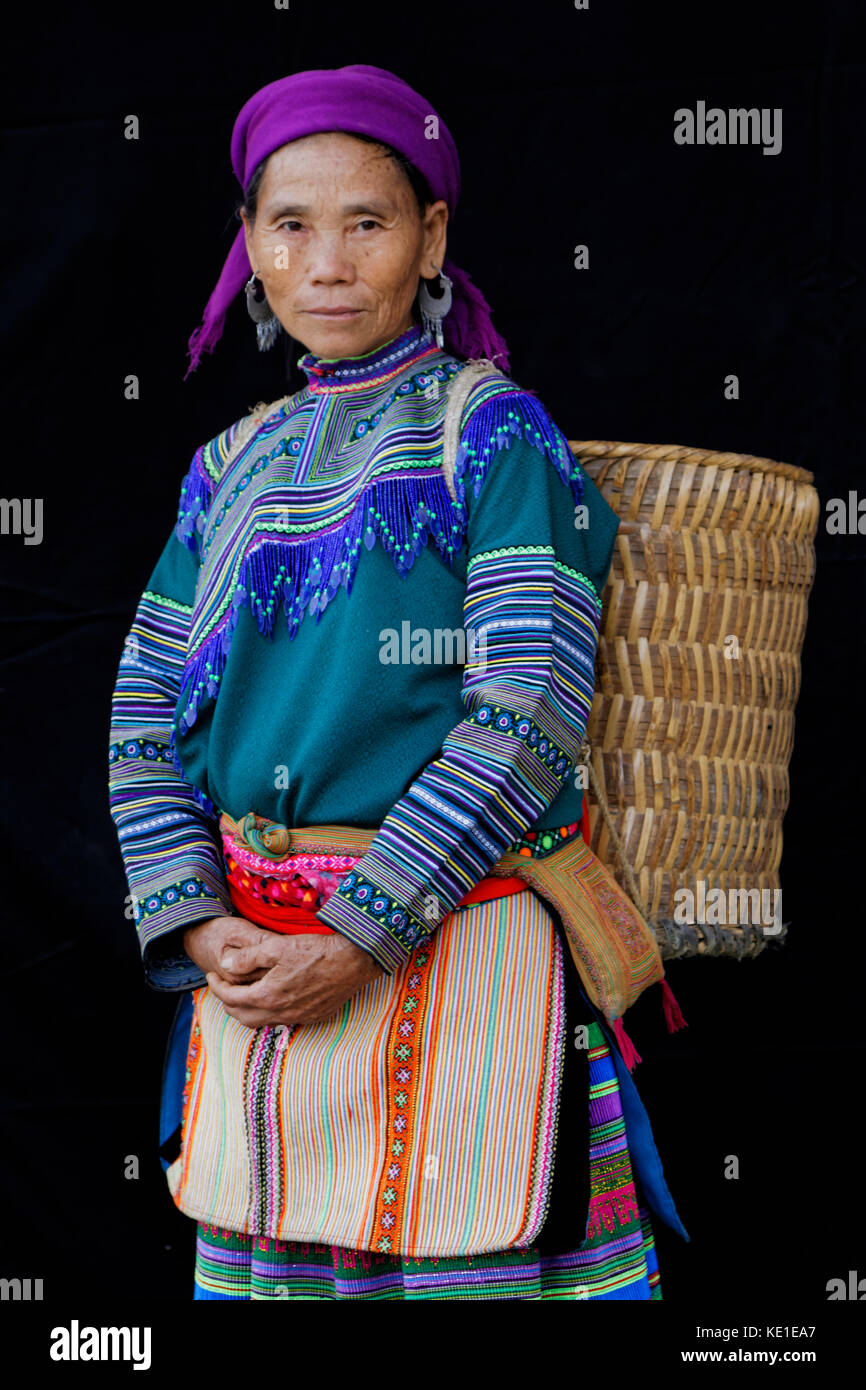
[108,63,688,1300]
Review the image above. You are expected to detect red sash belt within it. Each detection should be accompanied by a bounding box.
[227,871,529,936]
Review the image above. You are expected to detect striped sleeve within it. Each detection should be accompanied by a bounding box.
[316,386,620,972]
[108,434,245,990]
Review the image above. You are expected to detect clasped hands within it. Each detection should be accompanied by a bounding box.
[183,915,383,1029]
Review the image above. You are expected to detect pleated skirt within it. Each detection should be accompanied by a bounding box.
[191,913,663,1301]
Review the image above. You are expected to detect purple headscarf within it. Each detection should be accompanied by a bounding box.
[185,63,510,377]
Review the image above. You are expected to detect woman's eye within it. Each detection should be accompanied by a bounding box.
[276,219,380,232]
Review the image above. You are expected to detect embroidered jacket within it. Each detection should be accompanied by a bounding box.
[108,324,620,986]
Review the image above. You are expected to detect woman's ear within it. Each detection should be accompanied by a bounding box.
[422,200,449,275]
[240,208,256,275]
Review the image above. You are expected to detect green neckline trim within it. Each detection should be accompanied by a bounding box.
[142,590,193,614]
[553,559,601,603]
[468,545,555,568]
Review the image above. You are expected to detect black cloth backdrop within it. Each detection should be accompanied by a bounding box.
[1,0,863,1306]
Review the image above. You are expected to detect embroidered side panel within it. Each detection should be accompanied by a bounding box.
[370,942,436,1252]
[243,1025,292,1234]
[583,1024,641,1241]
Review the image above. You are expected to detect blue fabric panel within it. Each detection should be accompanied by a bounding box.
[158,991,195,1173]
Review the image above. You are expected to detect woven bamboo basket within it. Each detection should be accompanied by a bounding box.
[568,442,819,960]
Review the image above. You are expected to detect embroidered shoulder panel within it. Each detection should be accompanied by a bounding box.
[451,372,586,514]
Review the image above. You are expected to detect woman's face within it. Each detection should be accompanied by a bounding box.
[241,131,448,359]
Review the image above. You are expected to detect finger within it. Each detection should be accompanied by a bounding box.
[207,971,273,1010]
[230,921,272,946]
[220,942,280,976]
[213,966,271,986]
[217,949,272,983]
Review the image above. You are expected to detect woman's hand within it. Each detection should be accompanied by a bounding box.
[183,916,273,984]
[204,930,384,1029]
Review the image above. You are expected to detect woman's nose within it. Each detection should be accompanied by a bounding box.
[305,234,356,282]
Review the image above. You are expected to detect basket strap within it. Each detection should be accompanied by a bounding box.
[441,358,506,503]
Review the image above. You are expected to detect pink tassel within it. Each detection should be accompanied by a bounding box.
[612,1016,642,1072]
[661,978,688,1033]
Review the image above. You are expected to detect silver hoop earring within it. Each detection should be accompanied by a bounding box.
[244,273,280,352]
[418,264,453,350]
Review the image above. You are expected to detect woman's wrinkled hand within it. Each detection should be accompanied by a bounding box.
[183,915,273,983]
[203,930,384,1029]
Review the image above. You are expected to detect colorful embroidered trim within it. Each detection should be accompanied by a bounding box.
[222,842,358,912]
[298,323,443,395]
[191,1202,661,1300]
[108,738,174,765]
[512,821,581,857]
[134,876,221,922]
[370,942,436,1252]
[583,1024,643,1242]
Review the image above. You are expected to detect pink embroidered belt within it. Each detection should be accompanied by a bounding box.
[219,810,527,935]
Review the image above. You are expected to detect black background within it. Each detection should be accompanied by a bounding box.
[1,0,863,1314]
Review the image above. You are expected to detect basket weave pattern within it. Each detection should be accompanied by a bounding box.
[570,443,819,960]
